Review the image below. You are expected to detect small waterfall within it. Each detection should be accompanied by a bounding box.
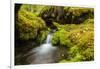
[26,33,57,64]
[46,34,51,44]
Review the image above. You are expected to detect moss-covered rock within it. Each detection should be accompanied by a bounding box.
[64,7,94,24]
[69,29,94,61]
[83,18,94,24]
[36,30,49,44]
[52,29,73,47]
[17,9,47,40]
[52,21,94,62]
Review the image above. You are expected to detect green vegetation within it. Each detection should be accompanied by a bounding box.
[52,20,94,62]
[16,5,48,42]
[17,11,46,40]
[15,4,94,63]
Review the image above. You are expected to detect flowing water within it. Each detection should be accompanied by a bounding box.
[15,33,59,65]
[27,34,57,64]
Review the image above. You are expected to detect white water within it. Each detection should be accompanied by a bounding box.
[46,34,51,43]
[27,33,57,64]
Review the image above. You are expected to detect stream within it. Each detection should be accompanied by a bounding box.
[15,33,61,65]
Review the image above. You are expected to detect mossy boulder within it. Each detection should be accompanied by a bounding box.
[16,9,47,40]
[36,30,49,44]
[52,29,73,47]
[52,22,94,62]
[64,7,94,24]
[69,28,94,61]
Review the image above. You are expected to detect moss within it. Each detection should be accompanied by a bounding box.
[70,53,84,62]
[17,9,47,40]
[52,29,73,47]
[20,4,45,16]
[37,30,49,44]
[39,6,65,23]
[83,18,94,24]
[82,48,94,61]
[59,60,69,63]
[68,24,94,61]
[64,7,94,24]
[52,21,94,62]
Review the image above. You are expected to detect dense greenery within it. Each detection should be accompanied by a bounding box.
[52,21,94,62]
[16,4,48,43]
[15,4,94,63]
